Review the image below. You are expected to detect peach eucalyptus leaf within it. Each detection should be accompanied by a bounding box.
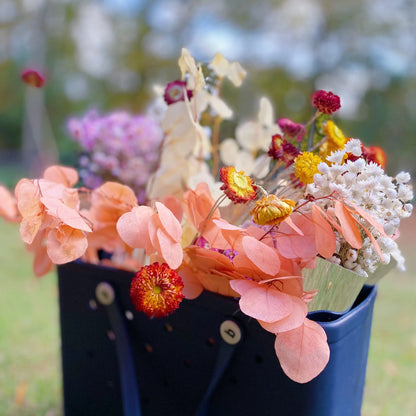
[43,165,78,187]
[116,206,154,249]
[178,264,204,300]
[40,198,92,232]
[275,214,317,259]
[0,185,18,221]
[283,216,304,235]
[156,228,183,270]
[351,216,385,262]
[162,195,183,222]
[14,178,42,218]
[46,226,88,264]
[236,283,293,323]
[259,296,308,333]
[311,205,336,258]
[313,204,343,234]
[274,319,330,384]
[212,218,243,231]
[19,217,42,245]
[155,201,182,242]
[32,244,54,277]
[344,201,387,237]
[229,278,258,295]
[242,235,280,276]
[334,200,362,249]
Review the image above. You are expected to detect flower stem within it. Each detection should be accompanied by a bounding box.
[192,193,227,244]
[210,77,223,177]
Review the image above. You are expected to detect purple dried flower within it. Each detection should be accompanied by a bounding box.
[67,110,164,203]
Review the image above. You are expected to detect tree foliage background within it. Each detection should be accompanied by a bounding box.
[0,0,415,183]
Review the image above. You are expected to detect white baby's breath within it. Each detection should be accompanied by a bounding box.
[305,141,413,277]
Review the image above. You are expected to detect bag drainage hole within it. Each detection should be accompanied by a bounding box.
[144,343,153,353]
[255,354,263,364]
[125,310,134,320]
[184,359,192,368]
[164,323,173,332]
[88,299,98,310]
[206,337,215,346]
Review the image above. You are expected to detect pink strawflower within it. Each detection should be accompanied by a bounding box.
[164,80,193,105]
[311,90,341,114]
[278,118,305,142]
[21,69,46,88]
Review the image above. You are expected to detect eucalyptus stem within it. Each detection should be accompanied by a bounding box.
[192,193,227,244]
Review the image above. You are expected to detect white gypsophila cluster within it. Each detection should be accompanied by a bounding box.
[305,139,413,277]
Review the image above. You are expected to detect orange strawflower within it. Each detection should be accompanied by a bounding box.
[219,166,257,204]
[130,262,184,318]
[251,195,296,226]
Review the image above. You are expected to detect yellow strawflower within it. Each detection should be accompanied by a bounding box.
[319,120,347,160]
[251,195,296,226]
[294,152,322,184]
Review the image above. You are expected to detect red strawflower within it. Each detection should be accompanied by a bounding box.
[268,134,300,167]
[362,146,386,169]
[346,143,386,169]
[311,90,341,114]
[21,69,46,88]
[164,80,193,105]
[130,262,184,318]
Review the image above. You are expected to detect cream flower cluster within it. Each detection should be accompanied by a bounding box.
[147,48,275,203]
[306,139,413,276]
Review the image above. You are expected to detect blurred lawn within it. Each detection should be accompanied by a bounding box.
[0,218,415,415]
[0,221,62,416]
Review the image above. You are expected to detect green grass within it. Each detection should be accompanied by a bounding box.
[0,221,62,416]
[0,218,415,415]
[363,273,416,416]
